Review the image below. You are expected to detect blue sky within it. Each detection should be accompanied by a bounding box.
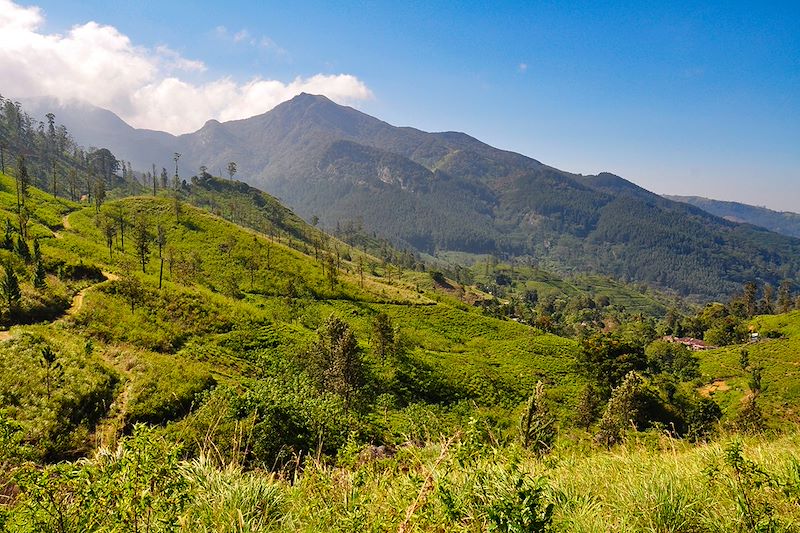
[7,0,800,210]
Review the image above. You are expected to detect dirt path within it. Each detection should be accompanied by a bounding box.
[95,376,133,449]
[0,269,118,341]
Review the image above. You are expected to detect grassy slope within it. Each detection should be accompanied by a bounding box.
[0,174,580,458]
[6,173,800,530]
[437,250,675,316]
[697,310,800,424]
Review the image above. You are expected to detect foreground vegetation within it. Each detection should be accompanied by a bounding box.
[0,157,798,531]
[4,424,800,531]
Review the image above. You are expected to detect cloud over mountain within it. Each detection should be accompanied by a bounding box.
[0,0,372,134]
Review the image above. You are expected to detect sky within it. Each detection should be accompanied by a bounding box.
[0,1,798,210]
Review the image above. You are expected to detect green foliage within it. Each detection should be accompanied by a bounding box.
[578,333,646,392]
[307,315,364,408]
[518,381,555,456]
[0,330,117,460]
[645,340,699,380]
[10,426,189,532]
[482,467,554,533]
[735,395,766,435]
[1,260,20,313]
[596,371,661,447]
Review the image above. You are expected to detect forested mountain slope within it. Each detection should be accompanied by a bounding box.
[18,94,800,301]
[667,194,800,239]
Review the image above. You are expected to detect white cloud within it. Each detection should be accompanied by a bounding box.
[518,62,528,74]
[0,0,372,134]
[233,29,250,43]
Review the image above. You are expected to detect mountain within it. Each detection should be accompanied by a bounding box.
[22,94,800,300]
[21,96,178,173]
[666,195,800,239]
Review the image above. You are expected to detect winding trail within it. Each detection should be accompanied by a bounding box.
[1,208,117,341]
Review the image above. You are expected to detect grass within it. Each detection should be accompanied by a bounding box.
[5,172,800,530]
[697,311,800,424]
[6,425,800,531]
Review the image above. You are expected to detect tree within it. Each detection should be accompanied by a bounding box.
[15,155,28,213]
[761,283,775,314]
[111,205,126,252]
[227,161,237,180]
[133,215,151,273]
[15,235,30,262]
[156,224,166,289]
[735,394,765,434]
[519,381,556,456]
[778,280,792,313]
[2,218,13,250]
[308,315,363,409]
[51,160,58,198]
[1,261,21,317]
[173,152,181,186]
[117,271,144,312]
[575,383,600,429]
[67,168,78,201]
[596,371,653,447]
[748,366,763,394]
[238,237,262,290]
[173,191,182,223]
[742,282,758,317]
[40,346,60,400]
[101,217,117,260]
[371,312,394,361]
[739,348,749,371]
[93,173,106,213]
[325,253,337,290]
[577,333,646,392]
[644,340,699,380]
[32,239,45,290]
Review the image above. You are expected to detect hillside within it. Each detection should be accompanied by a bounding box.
[2,172,800,530]
[22,94,800,301]
[0,169,581,464]
[667,194,800,239]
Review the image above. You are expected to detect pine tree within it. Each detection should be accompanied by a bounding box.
[371,312,394,361]
[308,315,363,409]
[1,261,21,316]
[596,371,650,447]
[32,239,45,289]
[15,235,29,262]
[2,218,13,250]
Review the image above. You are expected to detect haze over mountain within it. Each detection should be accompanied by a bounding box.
[666,195,800,240]
[21,93,800,301]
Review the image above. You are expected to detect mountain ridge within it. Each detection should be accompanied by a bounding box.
[17,93,800,300]
[666,195,800,239]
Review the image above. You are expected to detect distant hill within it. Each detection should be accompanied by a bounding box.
[18,93,800,301]
[666,195,800,239]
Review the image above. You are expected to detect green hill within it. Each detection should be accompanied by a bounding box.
[39,94,800,301]
[697,310,800,424]
[0,170,580,465]
[3,172,800,531]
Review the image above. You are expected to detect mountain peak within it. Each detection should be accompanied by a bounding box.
[288,92,334,106]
